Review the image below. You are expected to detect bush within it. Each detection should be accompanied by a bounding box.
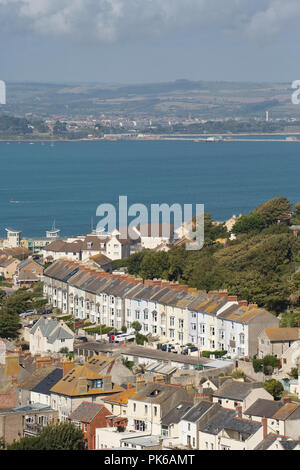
[264,379,284,400]
[7,422,84,450]
[136,332,148,345]
[253,355,279,375]
[231,368,245,379]
[201,350,227,358]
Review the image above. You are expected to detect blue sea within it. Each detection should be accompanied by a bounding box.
[1,140,300,238]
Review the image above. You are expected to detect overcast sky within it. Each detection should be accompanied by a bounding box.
[0,0,299,84]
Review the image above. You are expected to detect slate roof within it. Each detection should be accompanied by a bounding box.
[31,368,63,395]
[130,382,191,406]
[19,366,59,391]
[213,381,264,401]
[244,399,284,419]
[90,253,112,266]
[162,402,194,426]
[254,434,300,451]
[30,317,74,343]
[68,401,109,423]
[199,407,261,436]
[44,240,83,253]
[279,439,300,450]
[180,401,215,423]
[254,433,278,450]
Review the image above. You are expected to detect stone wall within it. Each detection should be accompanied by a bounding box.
[236,359,264,382]
[170,363,234,387]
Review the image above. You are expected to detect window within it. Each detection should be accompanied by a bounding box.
[170,317,175,327]
[134,420,145,431]
[154,406,157,417]
[133,403,136,413]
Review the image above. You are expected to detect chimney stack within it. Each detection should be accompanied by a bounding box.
[235,405,242,419]
[136,376,146,392]
[262,416,268,439]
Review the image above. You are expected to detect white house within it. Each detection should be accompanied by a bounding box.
[29,317,74,355]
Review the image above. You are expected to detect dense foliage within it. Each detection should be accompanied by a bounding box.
[264,379,284,400]
[7,422,84,450]
[0,283,45,339]
[253,355,280,375]
[119,198,300,316]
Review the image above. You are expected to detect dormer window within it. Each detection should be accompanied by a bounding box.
[149,389,160,397]
[87,242,93,249]
[92,379,103,389]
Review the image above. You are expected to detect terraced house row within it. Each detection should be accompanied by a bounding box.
[43,260,279,358]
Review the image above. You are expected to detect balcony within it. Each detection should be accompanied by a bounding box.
[24,423,43,436]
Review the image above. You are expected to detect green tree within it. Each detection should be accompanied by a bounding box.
[253,197,292,225]
[135,332,148,345]
[0,311,20,339]
[131,321,142,333]
[288,367,299,380]
[232,213,266,234]
[7,422,84,450]
[264,379,284,400]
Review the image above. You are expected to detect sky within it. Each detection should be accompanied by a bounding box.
[0,0,300,84]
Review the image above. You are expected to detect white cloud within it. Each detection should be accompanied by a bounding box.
[0,0,299,43]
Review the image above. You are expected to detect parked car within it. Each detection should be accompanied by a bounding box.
[161,343,176,352]
[40,309,52,315]
[182,346,199,355]
[19,310,35,317]
[75,336,88,343]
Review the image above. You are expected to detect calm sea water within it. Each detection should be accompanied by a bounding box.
[1,140,300,238]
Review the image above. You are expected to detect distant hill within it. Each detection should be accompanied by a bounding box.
[1,79,298,120]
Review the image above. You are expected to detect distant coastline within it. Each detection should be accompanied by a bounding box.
[1,132,300,143]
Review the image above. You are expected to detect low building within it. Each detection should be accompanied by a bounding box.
[162,402,194,439]
[178,401,218,449]
[95,427,151,450]
[198,406,264,450]
[69,401,112,450]
[120,434,162,450]
[127,379,195,435]
[212,380,273,412]
[15,257,43,287]
[50,356,125,421]
[0,403,58,445]
[85,253,113,273]
[258,328,300,359]
[29,317,74,356]
[102,385,137,419]
[243,397,300,439]
[0,256,20,280]
[18,365,63,407]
